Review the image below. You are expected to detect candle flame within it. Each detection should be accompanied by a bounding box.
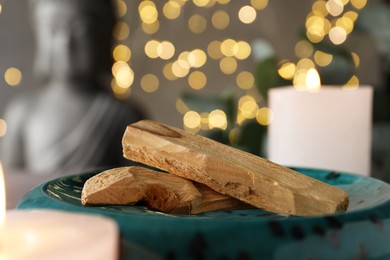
[305,68,321,91]
[0,162,5,225]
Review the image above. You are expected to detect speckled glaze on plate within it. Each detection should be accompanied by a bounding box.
[18,168,390,260]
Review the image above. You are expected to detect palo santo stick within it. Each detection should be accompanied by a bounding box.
[122,120,349,216]
[81,166,250,214]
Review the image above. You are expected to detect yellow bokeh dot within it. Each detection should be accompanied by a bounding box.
[350,0,367,9]
[172,61,190,78]
[142,21,160,34]
[145,40,160,58]
[113,21,130,41]
[278,62,296,80]
[250,0,268,10]
[188,49,207,68]
[209,109,227,130]
[157,41,175,60]
[235,41,251,60]
[176,98,189,114]
[139,1,158,24]
[236,71,254,89]
[256,107,273,125]
[314,51,333,67]
[4,67,22,87]
[193,0,211,7]
[183,111,201,129]
[296,58,315,70]
[207,40,223,60]
[0,119,7,137]
[211,10,230,30]
[188,71,207,90]
[343,75,359,89]
[111,79,131,99]
[238,5,257,24]
[312,1,328,17]
[112,62,134,88]
[163,63,178,81]
[113,44,131,62]
[188,14,207,34]
[141,73,159,93]
[328,26,347,45]
[217,0,230,4]
[294,40,313,59]
[220,39,238,57]
[238,95,258,119]
[343,11,359,22]
[116,0,127,17]
[163,1,181,20]
[219,57,237,75]
[326,0,344,17]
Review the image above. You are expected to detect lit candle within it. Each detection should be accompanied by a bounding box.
[268,70,373,176]
[0,164,119,259]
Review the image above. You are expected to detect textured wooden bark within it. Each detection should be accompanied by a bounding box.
[122,120,349,216]
[81,166,250,214]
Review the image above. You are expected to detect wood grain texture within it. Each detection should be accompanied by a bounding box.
[81,166,250,214]
[122,120,349,216]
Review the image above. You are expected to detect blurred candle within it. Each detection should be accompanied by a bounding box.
[268,70,373,176]
[0,164,119,260]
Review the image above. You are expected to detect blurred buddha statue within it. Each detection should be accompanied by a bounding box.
[0,0,145,174]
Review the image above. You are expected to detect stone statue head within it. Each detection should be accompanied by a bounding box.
[29,0,117,88]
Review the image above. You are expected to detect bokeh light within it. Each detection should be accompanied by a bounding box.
[113,44,131,62]
[219,57,237,74]
[344,75,359,89]
[211,10,230,30]
[235,41,251,60]
[256,107,273,126]
[141,73,159,93]
[163,1,181,20]
[157,41,175,60]
[188,49,207,68]
[250,0,268,10]
[328,26,347,45]
[238,95,258,119]
[188,71,207,90]
[113,21,130,41]
[314,51,333,66]
[207,40,223,60]
[278,62,296,80]
[4,67,22,87]
[238,5,257,24]
[209,109,227,130]
[183,110,201,129]
[236,71,254,89]
[139,1,158,24]
[188,14,207,33]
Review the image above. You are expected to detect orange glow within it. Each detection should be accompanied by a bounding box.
[305,68,321,91]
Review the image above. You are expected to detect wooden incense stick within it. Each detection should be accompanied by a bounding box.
[81,166,250,214]
[122,120,349,216]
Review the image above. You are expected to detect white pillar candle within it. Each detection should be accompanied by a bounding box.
[1,209,119,260]
[268,85,373,176]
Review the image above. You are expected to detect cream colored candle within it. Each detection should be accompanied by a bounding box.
[268,85,373,176]
[0,164,119,260]
[1,209,119,260]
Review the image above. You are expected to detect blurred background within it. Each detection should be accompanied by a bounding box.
[0,0,389,179]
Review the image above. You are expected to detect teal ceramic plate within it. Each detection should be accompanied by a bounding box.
[18,168,390,259]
